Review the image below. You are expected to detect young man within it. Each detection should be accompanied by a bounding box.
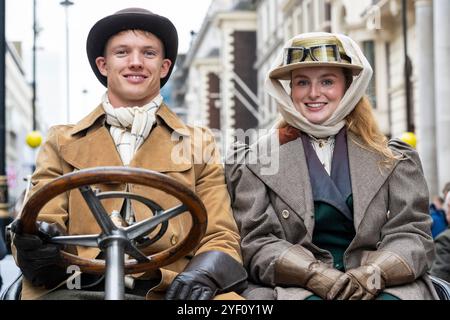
[11,8,246,300]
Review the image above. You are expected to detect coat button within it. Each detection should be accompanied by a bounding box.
[170,235,179,246]
[281,210,290,219]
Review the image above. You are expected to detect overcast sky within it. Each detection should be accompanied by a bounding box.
[6,0,212,128]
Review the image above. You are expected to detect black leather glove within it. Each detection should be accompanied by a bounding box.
[165,250,248,300]
[11,219,67,289]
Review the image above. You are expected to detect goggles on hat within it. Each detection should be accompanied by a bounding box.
[283,44,351,66]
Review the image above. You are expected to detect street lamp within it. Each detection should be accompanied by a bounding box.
[60,0,74,123]
[26,0,42,150]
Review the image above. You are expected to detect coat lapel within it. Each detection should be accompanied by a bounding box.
[247,138,315,235]
[347,132,396,230]
[61,126,123,169]
[61,104,123,169]
[130,124,192,172]
[61,103,191,172]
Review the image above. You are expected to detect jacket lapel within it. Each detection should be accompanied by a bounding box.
[130,124,192,172]
[247,138,315,234]
[61,103,191,172]
[61,104,123,169]
[347,132,396,230]
[61,126,123,169]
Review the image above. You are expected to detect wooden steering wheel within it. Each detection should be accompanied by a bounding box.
[19,167,207,278]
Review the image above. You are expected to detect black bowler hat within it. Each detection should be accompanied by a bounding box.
[86,8,178,88]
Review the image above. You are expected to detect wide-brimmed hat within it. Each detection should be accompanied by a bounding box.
[86,7,178,88]
[269,35,363,80]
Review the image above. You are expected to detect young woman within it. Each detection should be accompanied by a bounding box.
[226,32,438,300]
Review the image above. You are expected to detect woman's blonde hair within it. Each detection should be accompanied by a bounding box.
[345,96,400,167]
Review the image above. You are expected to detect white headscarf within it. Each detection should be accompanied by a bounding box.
[265,32,373,138]
[102,93,163,165]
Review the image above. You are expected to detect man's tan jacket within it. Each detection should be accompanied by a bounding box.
[17,103,242,300]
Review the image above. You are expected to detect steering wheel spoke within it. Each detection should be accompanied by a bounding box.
[50,234,99,247]
[124,243,150,263]
[125,204,188,240]
[79,185,118,235]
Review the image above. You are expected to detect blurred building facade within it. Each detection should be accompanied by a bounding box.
[172,0,258,152]
[175,0,450,196]
[5,42,36,206]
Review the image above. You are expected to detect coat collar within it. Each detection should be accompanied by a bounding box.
[70,103,190,137]
[62,102,192,172]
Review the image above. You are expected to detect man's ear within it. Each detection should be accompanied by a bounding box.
[160,59,172,79]
[95,56,108,77]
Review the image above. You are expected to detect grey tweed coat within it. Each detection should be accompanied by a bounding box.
[225,131,438,300]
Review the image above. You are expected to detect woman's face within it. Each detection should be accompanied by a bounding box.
[290,66,347,125]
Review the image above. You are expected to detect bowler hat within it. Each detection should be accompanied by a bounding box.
[86,8,178,88]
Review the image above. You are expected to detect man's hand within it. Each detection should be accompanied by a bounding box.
[11,220,67,289]
[165,251,247,300]
[165,267,219,300]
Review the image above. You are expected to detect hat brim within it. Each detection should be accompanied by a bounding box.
[87,12,178,88]
[269,61,363,80]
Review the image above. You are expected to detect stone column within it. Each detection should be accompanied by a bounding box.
[434,0,450,192]
[415,0,438,196]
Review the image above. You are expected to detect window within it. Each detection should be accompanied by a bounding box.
[325,1,332,22]
[307,1,314,32]
[363,40,377,109]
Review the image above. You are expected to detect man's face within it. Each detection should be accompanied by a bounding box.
[95,30,172,107]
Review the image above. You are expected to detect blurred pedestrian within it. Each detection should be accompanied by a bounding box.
[0,220,7,291]
[430,182,450,239]
[430,195,448,238]
[431,188,450,282]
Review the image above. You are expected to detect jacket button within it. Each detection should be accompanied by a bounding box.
[281,210,290,219]
[170,235,179,245]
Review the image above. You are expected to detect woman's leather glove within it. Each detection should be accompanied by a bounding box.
[274,245,344,299]
[327,250,415,300]
[165,250,248,300]
[11,219,67,289]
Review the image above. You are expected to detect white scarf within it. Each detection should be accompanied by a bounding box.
[102,93,163,165]
[265,32,373,138]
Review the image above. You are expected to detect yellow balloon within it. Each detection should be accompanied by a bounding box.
[400,132,417,148]
[26,130,43,148]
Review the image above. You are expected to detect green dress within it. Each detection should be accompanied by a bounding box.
[306,196,399,301]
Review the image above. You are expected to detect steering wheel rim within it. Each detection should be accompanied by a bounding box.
[20,166,207,274]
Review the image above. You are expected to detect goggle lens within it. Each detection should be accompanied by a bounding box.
[284,44,347,65]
